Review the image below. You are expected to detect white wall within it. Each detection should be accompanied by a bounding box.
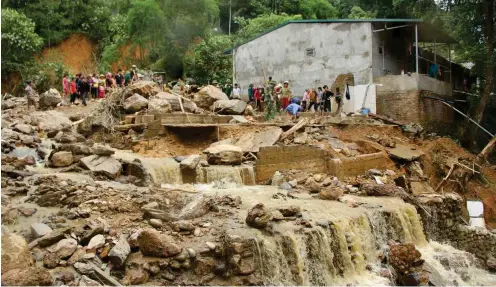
[234,22,374,98]
[329,84,376,114]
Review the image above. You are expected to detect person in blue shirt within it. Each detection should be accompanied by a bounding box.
[285,98,302,120]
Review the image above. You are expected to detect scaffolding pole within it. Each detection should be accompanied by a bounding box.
[415,24,419,74]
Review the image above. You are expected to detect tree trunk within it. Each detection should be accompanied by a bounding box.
[464,0,494,150]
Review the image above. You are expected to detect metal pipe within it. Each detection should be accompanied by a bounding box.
[434,37,437,64]
[449,44,452,87]
[372,24,412,32]
[415,24,419,74]
[425,98,495,137]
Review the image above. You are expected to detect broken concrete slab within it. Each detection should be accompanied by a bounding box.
[387,144,424,161]
[80,155,122,179]
[410,181,435,195]
[234,127,283,153]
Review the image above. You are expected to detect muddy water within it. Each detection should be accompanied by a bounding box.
[194,185,495,286]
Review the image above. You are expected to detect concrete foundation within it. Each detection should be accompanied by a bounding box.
[327,152,395,179]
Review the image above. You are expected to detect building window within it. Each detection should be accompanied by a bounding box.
[378,46,383,54]
[305,48,315,57]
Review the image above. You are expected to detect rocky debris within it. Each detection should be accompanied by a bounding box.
[230,127,283,153]
[155,92,198,113]
[31,223,53,238]
[148,96,172,114]
[180,154,202,170]
[79,275,101,286]
[91,145,115,156]
[124,93,149,113]
[39,88,62,110]
[305,177,321,193]
[1,266,54,286]
[87,234,106,250]
[37,229,70,247]
[43,252,60,268]
[57,143,92,155]
[50,151,74,167]
[80,155,122,179]
[122,81,160,99]
[319,186,344,200]
[204,144,242,165]
[402,123,424,136]
[14,123,33,134]
[2,232,34,273]
[277,206,301,217]
[137,228,182,257]
[122,266,149,285]
[487,257,496,271]
[30,110,72,134]
[47,238,78,259]
[246,203,272,229]
[388,242,429,285]
[2,98,16,110]
[194,85,229,109]
[149,218,163,228]
[361,183,403,196]
[213,99,247,115]
[108,235,131,268]
[388,144,424,161]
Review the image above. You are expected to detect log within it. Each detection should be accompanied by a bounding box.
[279,118,309,141]
[476,136,496,164]
[435,164,457,192]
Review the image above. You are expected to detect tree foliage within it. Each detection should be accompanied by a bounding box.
[235,13,303,44]
[184,35,232,84]
[1,8,43,75]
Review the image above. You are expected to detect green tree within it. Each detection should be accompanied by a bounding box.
[282,0,339,19]
[235,13,302,43]
[1,8,43,76]
[183,34,232,84]
[127,0,166,66]
[348,5,374,19]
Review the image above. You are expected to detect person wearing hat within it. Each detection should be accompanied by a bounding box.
[285,97,302,120]
[25,80,39,110]
[212,80,220,88]
[231,83,241,99]
[130,65,138,82]
[280,81,292,110]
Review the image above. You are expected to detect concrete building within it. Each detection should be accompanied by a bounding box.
[226,19,464,123]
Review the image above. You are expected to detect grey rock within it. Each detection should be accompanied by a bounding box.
[39,88,62,110]
[137,228,182,257]
[123,94,149,113]
[91,145,115,156]
[51,151,74,167]
[108,235,131,268]
[80,155,122,179]
[149,219,163,228]
[279,182,292,191]
[213,99,247,115]
[46,238,77,259]
[14,124,33,134]
[194,85,229,109]
[203,144,242,165]
[271,171,285,186]
[180,154,202,170]
[30,223,53,238]
[148,97,172,114]
[87,234,105,250]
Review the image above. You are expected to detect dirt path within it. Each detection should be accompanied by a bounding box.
[56,99,99,118]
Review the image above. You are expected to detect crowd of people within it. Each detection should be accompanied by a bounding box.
[61,65,142,106]
[212,77,347,120]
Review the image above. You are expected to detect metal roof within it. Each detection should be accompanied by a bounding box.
[224,18,456,54]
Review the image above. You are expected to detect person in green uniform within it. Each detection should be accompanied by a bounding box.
[124,71,131,86]
[223,80,233,98]
[264,76,277,120]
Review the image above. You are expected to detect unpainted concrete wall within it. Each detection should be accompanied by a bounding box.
[327,152,395,179]
[255,145,327,182]
[375,73,452,96]
[234,22,374,98]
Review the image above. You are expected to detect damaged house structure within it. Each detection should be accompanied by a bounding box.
[227,19,467,124]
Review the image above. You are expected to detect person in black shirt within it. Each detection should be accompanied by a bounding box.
[322,85,334,112]
[79,77,90,106]
[115,69,124,87]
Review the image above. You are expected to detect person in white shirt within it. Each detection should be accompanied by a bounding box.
[231,83,241,99]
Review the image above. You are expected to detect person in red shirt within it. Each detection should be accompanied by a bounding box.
[254,86,262,112]
[70,76,78,104]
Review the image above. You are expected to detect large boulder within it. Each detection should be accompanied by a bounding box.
[30,110,72,134]
[13,124,33,134]
[1,232,34,274]
[203,144,242,165]
[148,97,172,114]
[124,94,149,113]
[51,151,74,167]
[1,99,16,110]
[2,266,53,286]
[46,238,78,259]
[137,229,182,257]
[180,154,201,170]
[31,223,53,238]
[155,92,197,113]
[80,155,122,179]
[39,88,62,110]
[194,85,229,110]
[246,203,272,229]
[213,99,247,115]
[122,81,160,99]
[361,183,402,196]
[108,235,131,268]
